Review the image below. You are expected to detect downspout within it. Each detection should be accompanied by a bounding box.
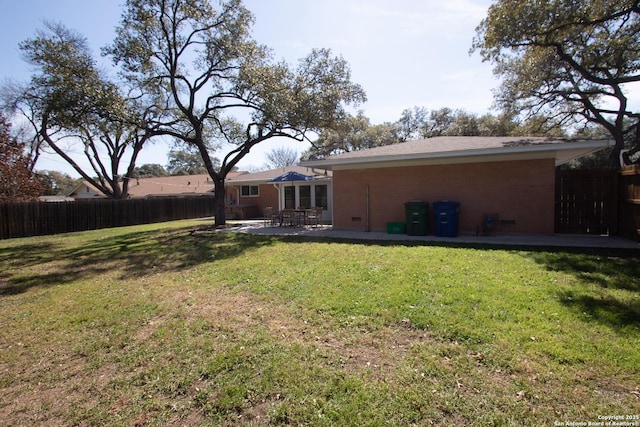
[272,183,281,210]
[365,184,370,232]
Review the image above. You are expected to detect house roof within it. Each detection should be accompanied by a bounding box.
[68,172,249,199]
[300,136,614,170]
[226,165,332,184]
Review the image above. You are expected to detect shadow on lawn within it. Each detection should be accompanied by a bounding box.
[526,249,640,330]
[0,241,70,296]
[288,236,640,330]
[0,241,60,266]
[528,250,640,292]
[0,226,275,296]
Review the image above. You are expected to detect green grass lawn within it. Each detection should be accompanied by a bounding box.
[1,220,639,426]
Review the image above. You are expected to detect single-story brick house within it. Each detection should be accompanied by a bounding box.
[225,165,333,222]
[300,136,612,235]
[64,168,332,221]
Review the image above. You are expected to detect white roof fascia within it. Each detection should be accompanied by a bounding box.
[227,176,332,185]
[553,141,614,166]
[226,177,271,184]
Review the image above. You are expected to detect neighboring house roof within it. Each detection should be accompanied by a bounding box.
[67,181,107,199]
[67,172,248,199]
[300,136,614,170]
[226,165,332,185]
[126,174,216,197]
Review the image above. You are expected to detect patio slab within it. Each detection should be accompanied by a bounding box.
[223,220,640,250]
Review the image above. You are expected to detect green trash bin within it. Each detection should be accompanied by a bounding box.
[405,201,429,236]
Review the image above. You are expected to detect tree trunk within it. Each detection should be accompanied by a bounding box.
[611,142,623,168]
[213,177,226,227]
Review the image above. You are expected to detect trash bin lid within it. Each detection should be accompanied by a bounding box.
[433,200,459,208]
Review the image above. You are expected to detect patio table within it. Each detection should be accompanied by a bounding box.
[279,209,308,226]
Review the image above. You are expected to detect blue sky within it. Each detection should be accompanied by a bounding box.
[1,0,496,175]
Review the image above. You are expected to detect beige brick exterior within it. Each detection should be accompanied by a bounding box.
[332,158,556,234]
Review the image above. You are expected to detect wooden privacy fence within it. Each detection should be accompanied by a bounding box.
[555,166,640,240]
[618,165,640,241]
[0,197,216,240]
[555,169,618,235]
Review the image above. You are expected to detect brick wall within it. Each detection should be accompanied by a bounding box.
[332,158,556,234]
[230,184,279,217]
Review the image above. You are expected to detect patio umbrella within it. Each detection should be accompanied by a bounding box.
[269,171,315,212]
[268,171,315,184]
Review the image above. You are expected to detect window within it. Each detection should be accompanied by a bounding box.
[315,185,327,209]
[284,186,295,209]
[299,185,311,209]
[241,185,259,197]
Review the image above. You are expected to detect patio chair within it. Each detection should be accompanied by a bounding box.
[294,209,307,226]
[264,207,280,227]
[264,207,273,227]
[306,207,323,227]
[280,209,295,226]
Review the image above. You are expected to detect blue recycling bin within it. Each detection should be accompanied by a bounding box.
[433,201,460,237]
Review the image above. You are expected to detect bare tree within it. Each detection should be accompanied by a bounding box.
[265,146,299,169]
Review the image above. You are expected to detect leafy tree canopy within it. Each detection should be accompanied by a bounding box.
[166,148,214,176]
[304,108,567,160]
[398,107,566,140]
[7,22,152,199]
[303,112,397,160]
[132,164,169,178]
[36,170,81,196]
[472,0,640,166]
[105,0,366,224]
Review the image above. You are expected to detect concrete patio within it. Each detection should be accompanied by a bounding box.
[223,220,640,250]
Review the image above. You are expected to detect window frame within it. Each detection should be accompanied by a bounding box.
[314,184,328,210]
[241,185,259,197]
